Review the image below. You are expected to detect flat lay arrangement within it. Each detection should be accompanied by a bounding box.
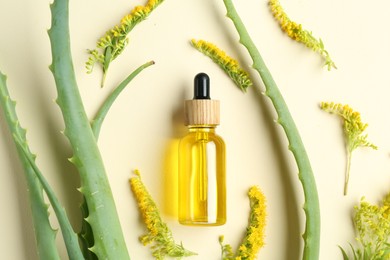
[1,0,390,259]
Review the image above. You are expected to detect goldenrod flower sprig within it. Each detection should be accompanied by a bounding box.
[220,186,267,260]
[86,0,164,86]
[320,102,377,195]
[340,194,390,259]
[269,0,336,70]
[191,39,253,92]
[129,170,196,259]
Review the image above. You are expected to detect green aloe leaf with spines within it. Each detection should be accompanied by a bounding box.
[48,0,131,258]
[1,0,156,257]
[0,72,60,260]
[13,134,84,260]
[80,60,154,258]
[91,60,155,138]
[221,1,321,259]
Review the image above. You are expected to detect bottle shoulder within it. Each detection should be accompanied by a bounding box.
[180,130,225,146]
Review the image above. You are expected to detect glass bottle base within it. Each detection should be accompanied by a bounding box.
[179,218,226,226]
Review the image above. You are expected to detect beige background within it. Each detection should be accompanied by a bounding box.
[1,0,390,259]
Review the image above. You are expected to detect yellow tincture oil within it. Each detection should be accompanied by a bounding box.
[178,72,226,226]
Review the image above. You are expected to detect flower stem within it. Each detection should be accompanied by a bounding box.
[344,150,352,196]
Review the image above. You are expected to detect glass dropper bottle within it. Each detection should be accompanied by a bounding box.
[178,72,226,226]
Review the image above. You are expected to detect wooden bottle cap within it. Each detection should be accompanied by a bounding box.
[184,99,220,126]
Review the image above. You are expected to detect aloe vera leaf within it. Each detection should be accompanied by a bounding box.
[77,61,155,259]
[0,72,60,260]
[78,198,98,260]
[91,60,155,138]
[13,134,84,260]
[2,69,84,260]
[48,0,130,258]
[222,1,321,259]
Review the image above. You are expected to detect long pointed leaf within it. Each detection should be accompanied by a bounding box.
[48,0,130,258]
[13,134,84,260]
[91,60,154,138]
[78,60,154,259]
[349,243,359,260]
[221,1,321,259]
[339,245,351,260]
[0,72,60,260]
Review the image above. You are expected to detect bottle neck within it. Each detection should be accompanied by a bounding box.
[188,125,217,133]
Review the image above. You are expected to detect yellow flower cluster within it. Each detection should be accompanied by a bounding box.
[356,196,390,244]
[129,170,196,259]
[191,39,253,91]
[268,0,336,70]
[320,102,377,152]
[236,186,267,260]
[120,2,158,27]
[320,102,377,195]
[341,194,390,258]
[220,186,267,260]
[86,0,164,86]
[111,0,162,44]
[130,170,162,242]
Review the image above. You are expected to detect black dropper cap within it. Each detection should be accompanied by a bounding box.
[193,72,210,99]
[185,72,219,125]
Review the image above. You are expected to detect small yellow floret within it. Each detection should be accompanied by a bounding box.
[349,194,390,258]
[220,186,267,260]
[129,170,196,258]
[87,0,165,86]
[191,39,253,91]
[320,102,377,195]
[269,0,336,70]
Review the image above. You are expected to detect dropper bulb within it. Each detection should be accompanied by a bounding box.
[194,72,210,99]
